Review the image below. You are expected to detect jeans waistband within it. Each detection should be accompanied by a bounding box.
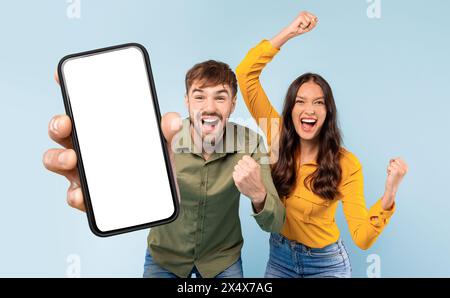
[271,233,344,253]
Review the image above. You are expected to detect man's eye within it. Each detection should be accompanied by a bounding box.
[216,97,225,101]
[195,97,204,100]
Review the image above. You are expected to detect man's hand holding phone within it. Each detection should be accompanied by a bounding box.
[43,72,182,213]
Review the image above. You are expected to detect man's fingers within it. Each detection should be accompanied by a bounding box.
[67,185,86,212]
[241,155,258,168]
[43,148,77,173]
[43,147,85,212]
[232,170,241,184]
[234,163,248,176]
[161,112,183,144]
[48,115,73,148]
[51,67,86,214]
[237,158,251,171]
[54,70,60,85]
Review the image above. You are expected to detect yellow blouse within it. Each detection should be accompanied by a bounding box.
[236,39,395,250]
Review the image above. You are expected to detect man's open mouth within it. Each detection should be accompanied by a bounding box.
[201,116,220,132]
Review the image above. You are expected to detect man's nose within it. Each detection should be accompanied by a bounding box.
[203,98,217,112]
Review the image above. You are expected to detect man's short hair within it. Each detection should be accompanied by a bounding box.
[185,60,237,97]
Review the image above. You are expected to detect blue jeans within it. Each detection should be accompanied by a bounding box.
[265,233,351,278]
[143,249,243,278]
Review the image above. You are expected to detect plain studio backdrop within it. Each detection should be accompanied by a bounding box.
[0,0,448,277]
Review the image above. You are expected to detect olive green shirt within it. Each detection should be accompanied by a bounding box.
[147,118,285,277]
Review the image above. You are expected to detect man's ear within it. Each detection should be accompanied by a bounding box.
[230,95,237,113]
[184,94,189,109]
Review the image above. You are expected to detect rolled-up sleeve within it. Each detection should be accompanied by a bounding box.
[250,137,286,233]
[341,158,395,250]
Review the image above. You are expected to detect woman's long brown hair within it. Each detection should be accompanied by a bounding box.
[271,73,342,200]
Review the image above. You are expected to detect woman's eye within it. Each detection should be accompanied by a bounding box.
[296,100,304,104]
[315,101,325,105]
[195,97,204,100]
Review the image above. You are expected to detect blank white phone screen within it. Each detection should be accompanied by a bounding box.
[61,46,176,233]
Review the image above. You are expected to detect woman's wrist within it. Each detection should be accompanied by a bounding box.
[381,190,396,210]
[269,27,293,49]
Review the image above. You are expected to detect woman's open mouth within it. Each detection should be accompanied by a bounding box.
[300,117,317,133]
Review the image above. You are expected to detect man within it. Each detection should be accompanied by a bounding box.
[44,60,285,278]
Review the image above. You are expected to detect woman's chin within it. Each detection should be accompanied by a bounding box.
[297,131,320,142]
[295,128,318,142]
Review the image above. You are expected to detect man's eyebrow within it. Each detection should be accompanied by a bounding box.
[214,89,230,95]
[192,88,205,94]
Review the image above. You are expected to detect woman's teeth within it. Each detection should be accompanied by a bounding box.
[301,119,317,124]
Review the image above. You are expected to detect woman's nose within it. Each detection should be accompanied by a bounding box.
[304,107,316,115]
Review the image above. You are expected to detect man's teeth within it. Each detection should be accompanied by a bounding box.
[202,118,219,125]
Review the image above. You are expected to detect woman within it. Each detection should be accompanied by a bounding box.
[236,11,408,278]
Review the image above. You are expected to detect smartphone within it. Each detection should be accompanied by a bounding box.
[57,43,179,237]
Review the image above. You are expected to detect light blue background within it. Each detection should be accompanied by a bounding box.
[0,0,449,277]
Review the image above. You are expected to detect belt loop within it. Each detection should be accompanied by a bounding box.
[302,243,309,255]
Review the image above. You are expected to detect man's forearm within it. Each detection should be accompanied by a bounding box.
[251,191,267,213]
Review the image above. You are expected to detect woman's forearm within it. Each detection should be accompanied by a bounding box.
[270,11,318,49]
[270,28,294,49]
[381,189,397,210]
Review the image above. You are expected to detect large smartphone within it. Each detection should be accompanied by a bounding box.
[57,43,179,237]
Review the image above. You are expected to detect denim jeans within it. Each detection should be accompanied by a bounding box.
[143,249,243,278]
[265,233,352,278]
